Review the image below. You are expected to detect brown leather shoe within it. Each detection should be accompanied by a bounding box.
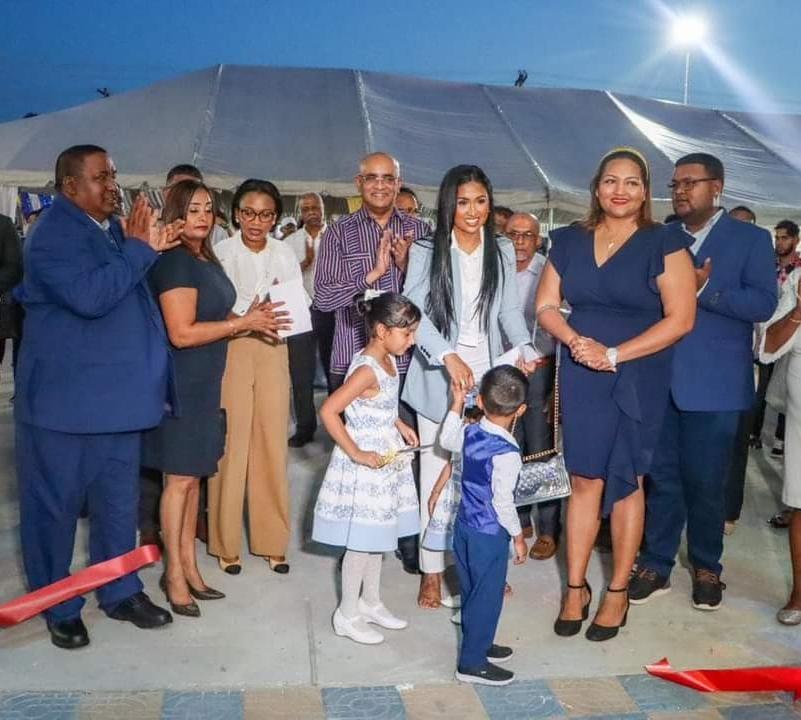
[529,535,557,560]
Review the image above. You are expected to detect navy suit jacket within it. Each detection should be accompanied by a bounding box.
[670,213,777,412]
[14,194,170,434]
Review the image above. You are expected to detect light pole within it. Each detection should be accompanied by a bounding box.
[671,14,707,105]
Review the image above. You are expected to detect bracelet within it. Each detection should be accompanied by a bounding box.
[535,304,559,317]
[789,315,801,325]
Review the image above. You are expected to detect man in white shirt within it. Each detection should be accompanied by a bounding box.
[505,212,561,560]
[284,192,332,447]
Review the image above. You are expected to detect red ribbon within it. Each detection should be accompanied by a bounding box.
[646,658,801,700]
[0,545,161,628]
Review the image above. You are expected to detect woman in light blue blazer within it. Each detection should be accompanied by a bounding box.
[401,165,532,608]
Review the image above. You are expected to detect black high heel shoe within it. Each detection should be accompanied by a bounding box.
[159,573,201,618]
[585,585,628,642]
[554,581,592,637]
[188,583,225,601]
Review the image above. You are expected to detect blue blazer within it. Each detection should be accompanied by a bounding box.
[401,237,530,423]
[671,213,777,412]
[14,195,170,434]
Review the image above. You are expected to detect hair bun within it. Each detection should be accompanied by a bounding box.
[355,298,372,316]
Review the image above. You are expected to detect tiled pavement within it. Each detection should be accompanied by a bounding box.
[0,677,798,719]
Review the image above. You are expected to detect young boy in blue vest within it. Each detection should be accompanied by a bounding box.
[439,365,529,686]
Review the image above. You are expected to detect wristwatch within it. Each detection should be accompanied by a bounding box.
[606,346,619,369]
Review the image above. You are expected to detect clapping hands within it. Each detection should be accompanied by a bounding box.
[123,195,183,253]
[242,296,292,341]
[389,230,413,272]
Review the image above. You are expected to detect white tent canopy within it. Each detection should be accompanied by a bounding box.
[1,64,800,223]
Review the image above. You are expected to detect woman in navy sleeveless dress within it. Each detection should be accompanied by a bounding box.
[535,148,696,641]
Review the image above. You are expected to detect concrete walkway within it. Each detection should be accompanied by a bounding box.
[0,360,799,718]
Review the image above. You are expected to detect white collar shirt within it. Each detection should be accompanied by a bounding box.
[285,224,327,300]
[216,230,306,315]
[438,411,522,537]
[685,208,724,256]
[451,229,485,347]
[515,253,555,356]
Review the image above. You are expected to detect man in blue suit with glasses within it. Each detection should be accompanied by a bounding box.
[630,153,777,612]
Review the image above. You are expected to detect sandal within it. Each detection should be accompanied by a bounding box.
[418,573,442,609]
[267,556,290,574]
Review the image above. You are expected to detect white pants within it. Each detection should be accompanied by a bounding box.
[418,340,491,573]
[783,354,801,508]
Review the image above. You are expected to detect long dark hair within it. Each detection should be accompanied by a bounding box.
[425,165,500,340]
[162,179,219,264]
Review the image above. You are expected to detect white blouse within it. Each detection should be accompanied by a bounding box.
[452,229,485,347]
[760,268,801,363]
[216,231,307,316]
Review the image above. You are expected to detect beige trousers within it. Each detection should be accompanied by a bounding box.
[208,336,290,560]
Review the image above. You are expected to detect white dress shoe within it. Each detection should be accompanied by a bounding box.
[358,599,408,630]
[332,609,384,644]
[441,594,461,609]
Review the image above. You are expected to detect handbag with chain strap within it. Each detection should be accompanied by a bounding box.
[513,344,571,506]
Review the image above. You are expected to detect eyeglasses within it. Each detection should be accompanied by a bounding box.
[238,207,276,222]
[506,230,538,241]
[359,173,399,186]
[667,177,717,192]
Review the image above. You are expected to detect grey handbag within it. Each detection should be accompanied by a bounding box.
[513,345,571,506]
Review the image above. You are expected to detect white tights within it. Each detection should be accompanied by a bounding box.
[339,550,382,619]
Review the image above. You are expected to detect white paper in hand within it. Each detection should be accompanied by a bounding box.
[268,278,312,338]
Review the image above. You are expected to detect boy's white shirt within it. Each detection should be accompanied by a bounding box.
[439,411,522,537]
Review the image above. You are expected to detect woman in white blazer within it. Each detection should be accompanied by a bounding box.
[401,165,533,608]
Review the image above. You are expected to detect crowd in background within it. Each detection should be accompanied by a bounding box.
[2,142,800,685]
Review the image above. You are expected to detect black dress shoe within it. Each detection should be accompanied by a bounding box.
[288,433,314,448]
[394,549,420,575]
[107,592,173,628]
[396,535,420,575]
[47,618,90,650]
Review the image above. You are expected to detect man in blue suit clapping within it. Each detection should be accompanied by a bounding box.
[630,153,777,612]
[14,145,180,648]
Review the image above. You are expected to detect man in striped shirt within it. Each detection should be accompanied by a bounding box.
[313,152,429,389]
[314,152,429,574]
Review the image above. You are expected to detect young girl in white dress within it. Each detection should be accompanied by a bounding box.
[312,292,421,645]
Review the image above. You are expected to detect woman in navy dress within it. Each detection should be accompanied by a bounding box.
[143,180,284,617]
[536,148,696,641]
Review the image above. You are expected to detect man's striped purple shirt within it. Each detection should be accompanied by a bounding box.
[313,206,430,375]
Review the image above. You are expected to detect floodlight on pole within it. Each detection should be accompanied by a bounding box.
[671,14,707,105]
